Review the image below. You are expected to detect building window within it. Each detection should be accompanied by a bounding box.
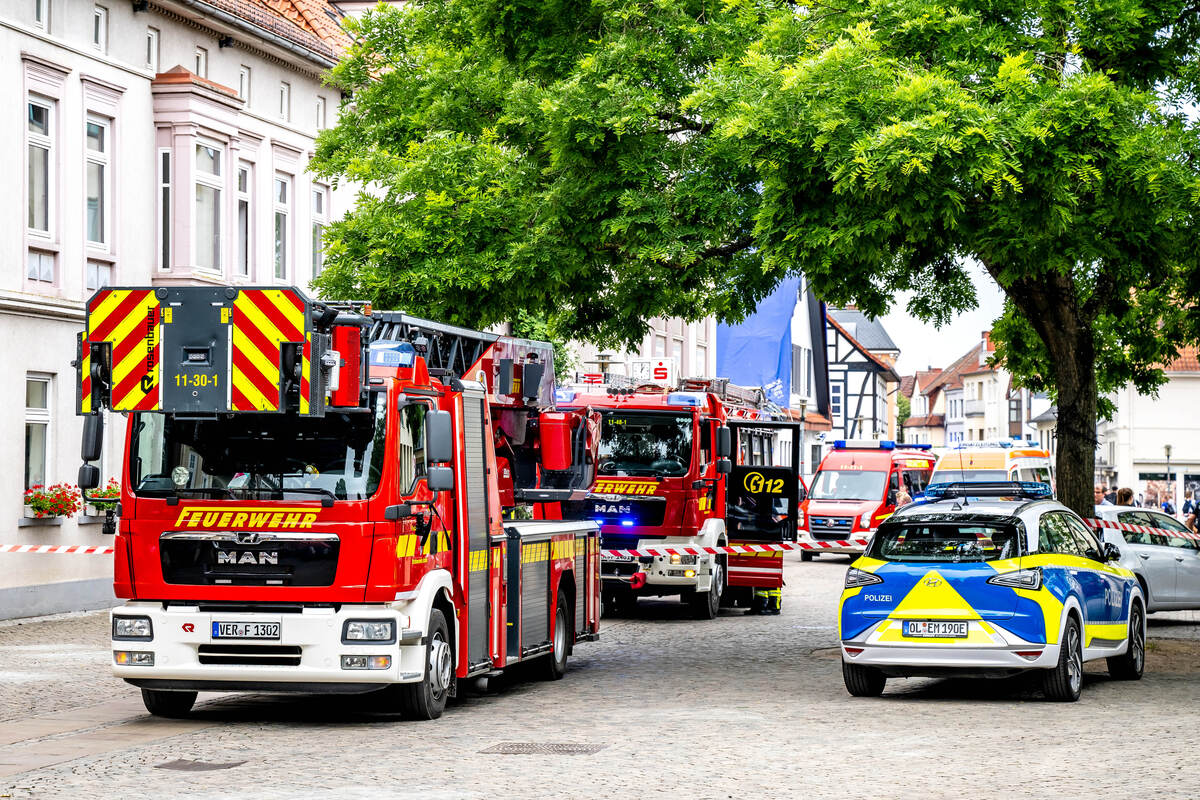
[93,5,107,52]
[1009,399,1021,423]
[315,95,326,130]
[27,98,53,236]
[158,150,171,270]
[311,185,327,277]
[27,251,54,283]
[86,260,112,291]
[25,376,51,490]
[34,0,48,29]
[146,28,160,72]
[653,334,666,358]
[236,164,252,277]
[238,66,251,101]
[672,337,683,366]
[278,82,291,121]
[194,142,223,271]
[273,175,290,279]
[695,343,708,376]
[85,115,110,247]
[194,46,208,78]
[831,382,843,420]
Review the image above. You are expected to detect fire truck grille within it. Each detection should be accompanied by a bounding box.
[809,516,854,540]
[197,644,302,667]
[160,533,339,586]
[478,743,608,755]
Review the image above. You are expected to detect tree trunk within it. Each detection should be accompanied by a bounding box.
[990,268,1098,518]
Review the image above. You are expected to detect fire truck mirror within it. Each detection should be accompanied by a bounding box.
[426,410,453,464]
[384,503,413,520]
[78,463,100,490]
[716,426,732,459]
[81,414,104,462]
[497,359,514,395]
[716,457,732,475]
[522,363,544,400]
[426,466,454,493]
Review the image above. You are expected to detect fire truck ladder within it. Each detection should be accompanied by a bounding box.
[369,312,501,378]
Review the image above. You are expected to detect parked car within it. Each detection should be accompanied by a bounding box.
[840,482,1145,701]
[1093,505,1200,612]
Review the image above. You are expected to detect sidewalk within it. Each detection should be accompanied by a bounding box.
[0,522,116,620]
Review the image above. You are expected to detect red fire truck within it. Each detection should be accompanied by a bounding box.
[557,378,801,618]
[75,286,599,720]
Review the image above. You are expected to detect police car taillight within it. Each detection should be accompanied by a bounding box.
[986,567,1042,591]
[845,567,883,588]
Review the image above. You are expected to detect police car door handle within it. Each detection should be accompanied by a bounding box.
[1138,553,1151,559]
[1176,556,1185,562]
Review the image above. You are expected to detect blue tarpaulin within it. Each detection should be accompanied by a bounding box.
[716,278,800,404]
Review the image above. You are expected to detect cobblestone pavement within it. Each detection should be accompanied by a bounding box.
[2,556,1199,799]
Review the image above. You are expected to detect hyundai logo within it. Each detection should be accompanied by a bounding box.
[923,575,942,587]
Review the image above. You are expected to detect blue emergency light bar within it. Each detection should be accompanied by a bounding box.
[904,443,934,451]
[666,393,705,407]
[921,481,1054,501]
[555,388,577,404]
[369,340,415,368]
[833,439,896,450]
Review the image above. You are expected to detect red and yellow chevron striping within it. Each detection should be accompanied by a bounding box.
[86,289,162,411]
[230,289,305,412]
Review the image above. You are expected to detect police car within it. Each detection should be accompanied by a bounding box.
[839,482,1145,701]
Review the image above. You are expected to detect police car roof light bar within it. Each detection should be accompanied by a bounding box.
[922,481,1054,500]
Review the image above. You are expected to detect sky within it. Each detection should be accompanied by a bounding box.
[880,261,1007,376]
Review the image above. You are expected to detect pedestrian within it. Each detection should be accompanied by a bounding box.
[895,487,912,507]
[1116,487,1134,506]
[1094,485,1113,507]
[1183,489,1195,519]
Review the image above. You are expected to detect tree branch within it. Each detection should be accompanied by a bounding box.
[654,111,713,135]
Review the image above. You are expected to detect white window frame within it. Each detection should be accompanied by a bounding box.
[238,66,251,101]
[146,28,160,72]
[194,46,208,78]
[86,260,113,291]
[158,149,171,270]
[85,114,111,250]
[26,95,55,243]
[315,95,326,130]
[278,82,290,121]
[273,174,291,280]
[24,374,52,490]
[236,163,252,278]
[311,184,327,278]
[93,5,107,52]
[33,0,48,30]
[193,140,224,273]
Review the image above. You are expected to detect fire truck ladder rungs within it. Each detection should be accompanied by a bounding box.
[369,312,500,378]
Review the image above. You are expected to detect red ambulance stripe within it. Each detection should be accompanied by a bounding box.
[88,290,150,343]
[245,290,303,343]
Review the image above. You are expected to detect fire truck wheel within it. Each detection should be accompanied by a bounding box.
[602,588,635,618]
[688,559,723,620]
[800,552,814,562]
[401,608,452,720]
[545,591,570,681]
[140,688,196,718]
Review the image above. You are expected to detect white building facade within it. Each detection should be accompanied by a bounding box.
[2,0,348,617]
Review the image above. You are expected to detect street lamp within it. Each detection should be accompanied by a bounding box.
[797,398,807,476]
[855,414,864,439]
[1165,444,1173,512]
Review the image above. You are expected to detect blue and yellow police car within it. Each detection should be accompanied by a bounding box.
[839,482,1145,701]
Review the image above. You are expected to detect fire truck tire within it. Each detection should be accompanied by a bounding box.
[401,608,451,720]
[141,688,196,718]
[800,552,814,562]
[545,591,570,681]
[688,559,723,620]
[842,660,886,697]
[602,588,636,618]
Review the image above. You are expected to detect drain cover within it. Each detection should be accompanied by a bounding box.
[154,759,247,772]
[479,742,607,755]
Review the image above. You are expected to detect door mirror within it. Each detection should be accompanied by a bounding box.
[425,410,453,464]
[887,489,898,507]
[1103,542,1122,562]
[715,457,731,475]
[78,463,101,490]
[81,414,104,462]
[384,503,413,520]
[716,426,732,458]
[426,465,454,493]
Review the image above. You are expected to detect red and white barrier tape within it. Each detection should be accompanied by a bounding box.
[1085,517,1200,542]
[602,540,870,558]
[0,544,114,554]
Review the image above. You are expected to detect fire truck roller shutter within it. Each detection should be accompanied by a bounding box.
[463,391,490,670]
[521,534,551,655]
[574,533,586,637]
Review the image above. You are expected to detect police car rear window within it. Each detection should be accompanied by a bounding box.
[868,522,1023,563]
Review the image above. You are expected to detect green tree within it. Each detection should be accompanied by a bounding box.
[896,393,911,443]
[688,0,1200,514]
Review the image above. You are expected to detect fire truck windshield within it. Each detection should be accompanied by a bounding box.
[129,392,388,501]
[597,411,692,477]
[810,469,887,501]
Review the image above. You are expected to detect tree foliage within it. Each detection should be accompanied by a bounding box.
[314,0,1200,513]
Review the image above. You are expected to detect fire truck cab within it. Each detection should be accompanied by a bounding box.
[798,440,936,559]
[76,286,599,720]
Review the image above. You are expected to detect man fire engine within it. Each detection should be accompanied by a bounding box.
[75,286,599,720]
[558,377,800,618]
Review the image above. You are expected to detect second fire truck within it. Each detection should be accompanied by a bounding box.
[558,378,801,618]
[76,285,600,720]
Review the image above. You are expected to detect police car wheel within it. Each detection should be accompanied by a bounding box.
[141,688,196,718]
[800,552,814,562]
[841,660,886,697]
[1042,615,1083,702]
[1106,602,1145,680]
[400,608,451,720]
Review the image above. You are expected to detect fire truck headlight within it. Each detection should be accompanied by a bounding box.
[669,554,681,564]
[113,650,154,666]
[341,655,392,670]
[343,620,396,642]
[112,616,153,640]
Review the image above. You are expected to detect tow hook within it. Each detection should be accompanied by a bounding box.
[630,572,647,590]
